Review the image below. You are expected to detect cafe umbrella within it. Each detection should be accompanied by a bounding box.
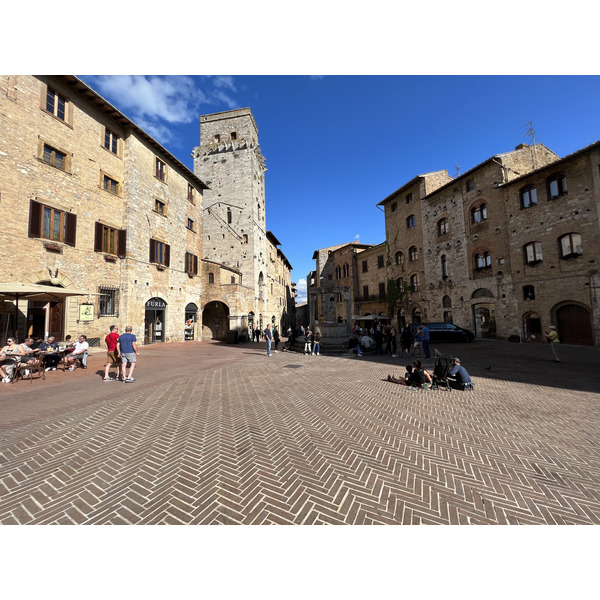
[0,282,91,340]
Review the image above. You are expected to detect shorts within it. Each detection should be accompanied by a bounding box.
[121,352,136,366]
[106,350,120,364]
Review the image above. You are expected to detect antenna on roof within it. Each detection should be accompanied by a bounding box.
[522,121,537,169]
[454,164,461,177]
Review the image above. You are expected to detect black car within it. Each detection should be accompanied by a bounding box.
[423,323,475,343]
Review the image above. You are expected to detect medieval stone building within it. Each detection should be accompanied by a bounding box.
[193,108,294,339]
[0,75,207,346]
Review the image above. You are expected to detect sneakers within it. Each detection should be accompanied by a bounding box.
[2,377,10,383]
[102,377,113,381]
[68,366,75,371]
[45,367,52,372]
[124,377,136,383]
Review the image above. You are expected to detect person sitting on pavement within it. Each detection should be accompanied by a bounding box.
[38,336,61,371]
[361,333,374,353]
[64,335,89,370]
[409,360,432,390]
[349,334,362,356]
[447,358,473,390]
[388,364,414,385]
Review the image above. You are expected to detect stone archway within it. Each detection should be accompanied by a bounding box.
[202,301,230,340]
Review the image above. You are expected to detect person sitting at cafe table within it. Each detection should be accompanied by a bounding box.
[64,335,89,370]
[38,336,61,371]
[0,337,25,382]
[8,338,40,377]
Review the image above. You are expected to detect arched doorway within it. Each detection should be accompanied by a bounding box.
[145,297,166,344]
[185,303,198,341]
[522,311,542,343]
[471,288,496,338]
[202,301,230,340]
[555,303,593,345]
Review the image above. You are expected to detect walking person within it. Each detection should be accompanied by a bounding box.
[400,326,413,358]
[544,325,561,362]
[264,324,273,356]
[273,327,280,351]
[388,327,398,357]
[103,325,121,381]
[117,326,139,382]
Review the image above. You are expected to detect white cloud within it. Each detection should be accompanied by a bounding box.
[295,278,307,303]
[82,75,240,146]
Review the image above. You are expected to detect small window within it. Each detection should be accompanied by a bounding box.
[441,254,448,278]
[523,285,535,300]
[475,251,492,270]
[28,200,77,247]
[406,193,413,204]
[104,127,119,155]
[559,233,582,258]
[407,215,416,228]
[98,286,120,317]
[100,224,117,254]
[520,185,537,209]
[208,272,215,284]
[184,251,198,275]
[524,242,543,265]
[154,198,166,216]
[187,184,195,203]
[363,285,369,299]
[410,274,419,292]
[45,86,67,121]
[362,260,368,273]
[379,282,386,297]
[466,179,475,192]
[547,174,567,199]
[377,255,384,268]
[471,203,487,223]
[149,239,170,266]
[186,218,195,232]
[243,234,249,244]
[102,174,120,196]
[391,202,398,213]
[155,157,167,182]
[395,251,403,265]
[42,143,66,170]
[438,218,449,236]
[213,134,221,143]
[408,246,417,261]
[227,208,232,224]
[230,132,237,141]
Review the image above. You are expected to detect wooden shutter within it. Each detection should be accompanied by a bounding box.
[193,254,198,275]
[94,222,103,252]
[164,244,170,267]
[117,229,127,258]
[64,212,77,247]
[29,200,42,238]
[149,239,155,263]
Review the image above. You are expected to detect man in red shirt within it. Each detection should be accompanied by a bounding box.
[103,325,121,381]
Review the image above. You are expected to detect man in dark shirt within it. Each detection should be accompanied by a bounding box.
[448,358,473,390]
[39,336,60,371]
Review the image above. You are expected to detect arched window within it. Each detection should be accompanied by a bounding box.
[208,272,215,284]
[408,246,417,261]
[523,242,543,265]
[395,251,403,265]
[559,233,582,258]
[471,202,488,223]
[471,288,494,299]
[343,263,349,277]
[520,185,537,209]
[406,215,416,229]
[441,254,448,278]
[523,285,535,300]
[442,295,452,308]
[437,218,449,236]
[474,251,492,270]
[410,274,419,292]
[547,173,567,199]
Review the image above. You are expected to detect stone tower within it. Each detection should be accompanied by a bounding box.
[193,108,269,330]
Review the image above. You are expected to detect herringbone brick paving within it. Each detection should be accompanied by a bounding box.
[0,339,599,524]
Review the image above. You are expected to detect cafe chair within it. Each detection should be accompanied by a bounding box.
[15,356,46,383]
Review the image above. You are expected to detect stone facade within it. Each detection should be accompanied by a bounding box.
[0,75,206,345]
[193,108,293,339]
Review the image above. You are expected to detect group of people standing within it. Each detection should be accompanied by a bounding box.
[103,325,139,382]
[349,323,430,359]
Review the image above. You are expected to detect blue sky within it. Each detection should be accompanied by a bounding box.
[78,74,600,301]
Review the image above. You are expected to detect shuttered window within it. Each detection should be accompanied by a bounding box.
[29,199,76,247]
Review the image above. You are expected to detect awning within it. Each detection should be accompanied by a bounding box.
[0,283,92,339]
[0,282,91,302]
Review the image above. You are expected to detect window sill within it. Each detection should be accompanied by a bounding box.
[560,253,582,260]
[104,254,118,262]
[155,264,166,271]
[44,242,63,253]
